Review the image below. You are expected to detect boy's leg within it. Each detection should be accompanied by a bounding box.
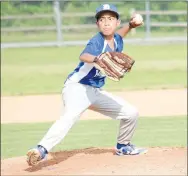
[27,83,96,165]
[92,89,147,155]
[38,83,96,151]
[93,89,138,145]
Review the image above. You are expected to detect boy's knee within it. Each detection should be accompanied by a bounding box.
[120,106,139,120]
[129,107,139,118]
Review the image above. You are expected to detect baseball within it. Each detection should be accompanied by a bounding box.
[132,14,143,25]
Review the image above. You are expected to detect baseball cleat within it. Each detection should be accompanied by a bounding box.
[26,145,47,166]
[115,143,148,156]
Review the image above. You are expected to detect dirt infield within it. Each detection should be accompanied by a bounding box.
[1,89,187,123]
[1,89,187,175]
[1,147,187,175]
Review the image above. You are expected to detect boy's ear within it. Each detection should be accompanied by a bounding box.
[96,21,99,27]
[117,19,121,27]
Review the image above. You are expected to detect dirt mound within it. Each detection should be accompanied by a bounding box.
[1,147,187,175]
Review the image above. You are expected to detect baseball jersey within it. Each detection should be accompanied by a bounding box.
[65,32,123,88]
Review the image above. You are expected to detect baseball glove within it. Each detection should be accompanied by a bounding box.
[93,52,135,82]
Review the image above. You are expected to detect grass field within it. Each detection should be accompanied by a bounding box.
[1,116,186,159]
[2,31,186,42]
[1,44,187,96]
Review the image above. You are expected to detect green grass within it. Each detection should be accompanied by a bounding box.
[1,31,186,42]
[1,116,187,159]
[1,44,187,96]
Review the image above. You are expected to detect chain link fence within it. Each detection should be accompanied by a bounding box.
[1,0,187,48]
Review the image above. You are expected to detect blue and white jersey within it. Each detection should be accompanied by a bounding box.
[65,32,123,88]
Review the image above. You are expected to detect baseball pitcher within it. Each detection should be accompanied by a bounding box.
[27,4,147,166]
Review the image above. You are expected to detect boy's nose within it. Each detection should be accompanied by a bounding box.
[104,21,109,26]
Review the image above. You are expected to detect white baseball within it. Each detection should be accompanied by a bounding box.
[132,14,143,25]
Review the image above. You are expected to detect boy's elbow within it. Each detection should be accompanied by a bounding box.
[79,54,86,62]
[79,55,83,61]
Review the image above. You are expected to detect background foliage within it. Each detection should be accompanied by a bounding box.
[1,1,186,29]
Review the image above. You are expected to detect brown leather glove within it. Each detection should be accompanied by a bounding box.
[94,52,135,82]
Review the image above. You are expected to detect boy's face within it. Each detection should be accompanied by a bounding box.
[96,11,120,36]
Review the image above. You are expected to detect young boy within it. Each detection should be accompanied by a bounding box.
[27,4,147,166]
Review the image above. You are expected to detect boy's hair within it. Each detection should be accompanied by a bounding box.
[96,11,119,21]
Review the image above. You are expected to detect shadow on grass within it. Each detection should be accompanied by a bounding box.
[25,147,115,172]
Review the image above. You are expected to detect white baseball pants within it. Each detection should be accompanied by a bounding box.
[39,82,138,151]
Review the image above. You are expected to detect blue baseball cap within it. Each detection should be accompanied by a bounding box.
[95,4,119,19]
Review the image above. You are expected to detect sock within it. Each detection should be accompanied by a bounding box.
[117,143,127,149]
[37,145,48,156]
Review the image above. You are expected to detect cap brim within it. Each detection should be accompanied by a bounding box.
[95,10,119,19]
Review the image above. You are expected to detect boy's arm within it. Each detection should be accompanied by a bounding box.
[79,53,96,63]
[79,38,101,63]
[116,24,132,38]
[117,14,143,38]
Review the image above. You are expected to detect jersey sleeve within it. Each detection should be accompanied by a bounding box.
[80,38,102,56]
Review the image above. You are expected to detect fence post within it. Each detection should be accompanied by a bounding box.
[129,8,136,36]
[53,0,62,46]
[145,0,151,38]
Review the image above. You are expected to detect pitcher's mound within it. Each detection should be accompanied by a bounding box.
[1,147,187,175]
